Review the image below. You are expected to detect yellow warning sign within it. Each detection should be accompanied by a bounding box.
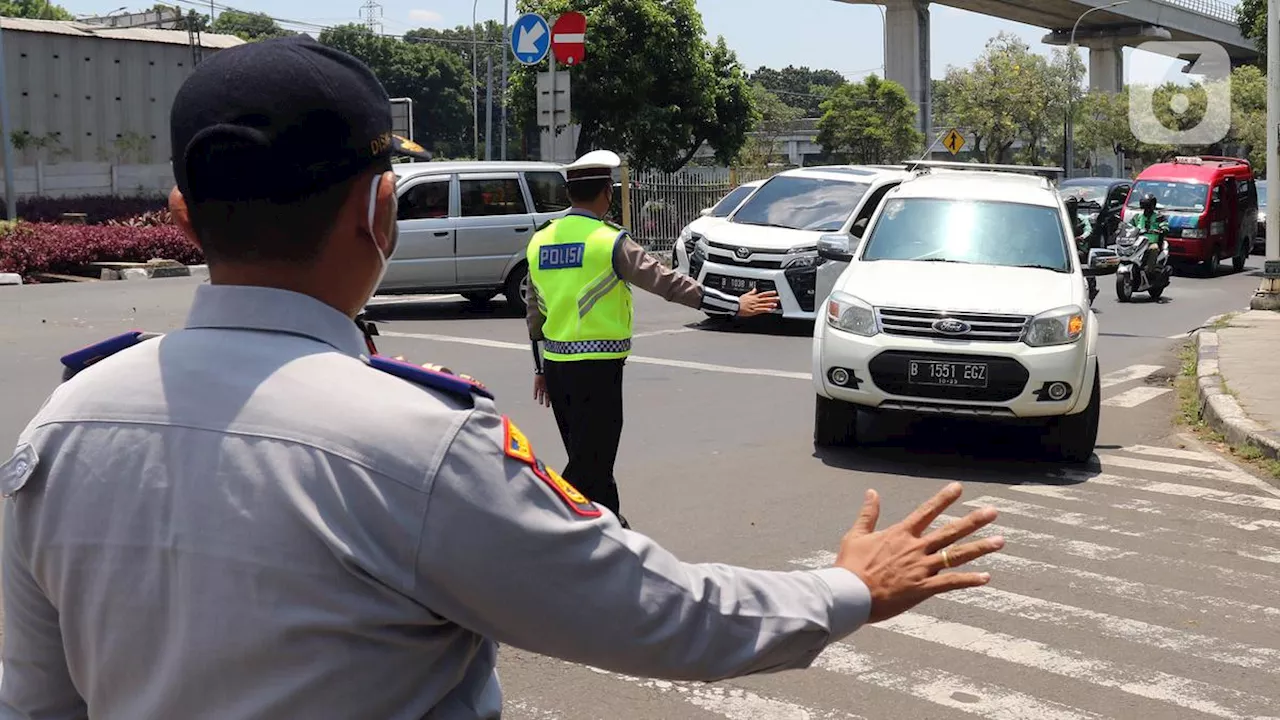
[942,128,966,156]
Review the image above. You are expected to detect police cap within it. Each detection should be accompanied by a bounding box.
[169,34,429,204]
[564,149,621,183]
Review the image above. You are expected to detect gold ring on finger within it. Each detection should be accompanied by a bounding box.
[941,549,951,569]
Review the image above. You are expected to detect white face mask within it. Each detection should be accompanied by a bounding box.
[365,173,398,301]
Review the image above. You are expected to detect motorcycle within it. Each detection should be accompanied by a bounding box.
[1113,224,1171,302]
[1074,206,1117,306]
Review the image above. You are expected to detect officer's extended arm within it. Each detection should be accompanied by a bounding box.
[412,409,872,681]
[525,282,547,374]
[611,232,741,316]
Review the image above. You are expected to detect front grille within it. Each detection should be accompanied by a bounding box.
[707,252,784,269]
[876,307,1029,343]
[868,351,1029,402]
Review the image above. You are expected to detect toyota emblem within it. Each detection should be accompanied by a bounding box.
[932,318,971,335]
[734,247,751,260]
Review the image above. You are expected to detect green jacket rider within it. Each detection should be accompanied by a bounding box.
[1128,193,1169,271]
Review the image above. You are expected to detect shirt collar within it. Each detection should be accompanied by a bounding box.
[567,207,600,220]
[184,284,368,358]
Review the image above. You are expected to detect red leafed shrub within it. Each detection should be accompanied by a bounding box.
[106,209,173,227]
[0,222,203,281]
[16,195,169,225]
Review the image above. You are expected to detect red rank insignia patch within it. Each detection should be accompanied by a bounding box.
[533,459,601,518]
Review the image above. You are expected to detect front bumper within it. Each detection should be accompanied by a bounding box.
[695,259,820,319]
[812,325,1095,419]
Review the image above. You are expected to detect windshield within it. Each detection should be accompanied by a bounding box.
[1128,179,1209,213]
[709,184,757,218]
[730,176,870,232]
[860,198,1071,272]
[1259,181,1267,208]
[1060,184,1108,205]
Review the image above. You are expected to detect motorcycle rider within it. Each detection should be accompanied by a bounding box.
[1127,193,1169,276]
[1065,196,1099,302]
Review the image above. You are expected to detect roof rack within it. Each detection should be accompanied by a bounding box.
[1170,155,1250,167]
[902,160,1065,179]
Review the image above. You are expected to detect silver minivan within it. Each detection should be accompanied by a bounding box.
[379,161,571,313]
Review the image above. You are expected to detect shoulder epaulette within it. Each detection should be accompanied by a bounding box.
[367,355,495,402]
[535,218,557,232]
[60,330,163,382]
[604,219,626,232]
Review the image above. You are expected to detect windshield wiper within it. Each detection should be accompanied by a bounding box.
[734,220,793,229]
[1013,263,1067,272]
[915,258,972,264]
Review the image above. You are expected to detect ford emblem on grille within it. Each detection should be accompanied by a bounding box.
[932,318,971,335]
[734,247,751,260]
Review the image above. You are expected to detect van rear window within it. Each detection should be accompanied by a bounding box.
[1128,180,1208,213]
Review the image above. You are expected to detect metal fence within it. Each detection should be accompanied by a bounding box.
[1157,0,1241,24]
[617,166,786,256]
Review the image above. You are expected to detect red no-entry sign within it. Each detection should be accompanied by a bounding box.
[551,12,587,65]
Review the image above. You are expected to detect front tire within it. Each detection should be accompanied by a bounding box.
[1115,272,1133,302]
[1202,250,1220,277]
[814,394,859,447]
[1233,239,1249,272]
[1043,361,1100,464]
[504,263,529,316]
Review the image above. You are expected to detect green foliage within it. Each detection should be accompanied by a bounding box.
[318,24,472,158]
[816,75,921,164]
[0,0,72,19]
[510,0,755,172]
[737,84,802,167]
[1237,0,1266,60]
[210,10,294,41]
[748,65,846,117]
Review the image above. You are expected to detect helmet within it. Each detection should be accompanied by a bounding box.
[1140,193,1158,211]
[1063,195,1080,211]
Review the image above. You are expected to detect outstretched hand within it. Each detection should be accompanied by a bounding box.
[737,288,781,317]
[834,482,1003,624]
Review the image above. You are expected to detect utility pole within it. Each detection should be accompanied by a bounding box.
[485,55,494,161]
[500,0,509,160]
[1250,0,1280,309]
[0,19,15,221]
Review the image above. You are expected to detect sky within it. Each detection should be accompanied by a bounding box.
[57,0,1229,88]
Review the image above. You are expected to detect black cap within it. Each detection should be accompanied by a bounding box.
[170,35,428,204]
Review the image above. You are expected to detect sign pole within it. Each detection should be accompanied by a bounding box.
[549,42,558,162]
[500,0,509,160]
[1250,0,1280,310]
[0,22,16,221]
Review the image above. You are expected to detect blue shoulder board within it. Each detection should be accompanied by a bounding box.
[60,330,163,381]
[367,355,495,401]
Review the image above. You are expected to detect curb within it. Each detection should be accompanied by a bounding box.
[1193,313,1280,462]
[1,264,208,286]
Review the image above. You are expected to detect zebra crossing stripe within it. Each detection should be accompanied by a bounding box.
[1059,472,1280,513]
[1101,386,1171,408]
[1099,364,1162,388]
[583,666,866,719]
[1006,484,1280,534]
[1123,444,1228,463]
[1096,453,1271,488]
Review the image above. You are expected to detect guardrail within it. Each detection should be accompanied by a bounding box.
[1155,0,1242,24]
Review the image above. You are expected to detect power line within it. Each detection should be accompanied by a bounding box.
[358,0,382,35]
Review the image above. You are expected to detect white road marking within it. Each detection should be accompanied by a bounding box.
[875,613,1280,720]
[1008,484,1280,534]
[813,644,1104,720]
[1099,364,1163,388]
[633,327,698,338]
[1101,386,1171,408]
[934,513,1134,561]
[1095,453,1270,488]
[1059,471,1280,513]
[1123,444,1230,463]
[367,294,464,304]
[969,494,1280,568]
[505,701,565,719]
[584,667,865,719]
[378,330,811,380]
[791,550,1280,632]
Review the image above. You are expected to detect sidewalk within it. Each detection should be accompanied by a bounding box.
[1196,310,1280,465]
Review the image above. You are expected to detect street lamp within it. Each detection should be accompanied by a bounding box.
[1063,0,1128,179]
[1249,0,1280,309]
[472,0,480,160]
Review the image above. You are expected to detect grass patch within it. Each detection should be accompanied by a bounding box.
[1176,336,1280,481]
[1208,312,1238,331]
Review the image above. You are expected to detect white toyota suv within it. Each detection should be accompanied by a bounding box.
[673,180,766,275]
[690,166,911,319]
[811,161,1101,463]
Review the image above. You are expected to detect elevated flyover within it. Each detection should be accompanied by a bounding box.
[834,0,1257,147]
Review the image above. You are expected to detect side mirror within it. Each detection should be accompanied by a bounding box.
[699,208,713,217]
[851,217,869,238]
[818,233,855,262]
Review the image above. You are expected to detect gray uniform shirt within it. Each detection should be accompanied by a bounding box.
[1,284,871,720]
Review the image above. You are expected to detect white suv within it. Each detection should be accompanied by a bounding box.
[811,161,1101,463]
[672,180,765,275]
[690,166,911,320]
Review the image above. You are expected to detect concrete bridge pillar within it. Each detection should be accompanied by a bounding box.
[1079,37,1127,176]
[883,0,932,150]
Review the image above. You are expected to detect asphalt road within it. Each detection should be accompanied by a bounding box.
[1,259,1277,719]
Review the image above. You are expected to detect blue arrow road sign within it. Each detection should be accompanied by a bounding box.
[510,13,550,65]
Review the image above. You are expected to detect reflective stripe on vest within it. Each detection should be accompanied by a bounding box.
[527,215,633,362]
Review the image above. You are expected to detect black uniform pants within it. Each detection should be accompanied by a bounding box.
[542,358,625,517]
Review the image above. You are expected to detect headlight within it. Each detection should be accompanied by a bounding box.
[825,291,878,336]
[784,245,823,269]
[679,226,693,243]
[692,241,707,261]
[1024,305,1085,347]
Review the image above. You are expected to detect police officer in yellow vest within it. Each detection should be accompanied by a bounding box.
[525,150,779,527]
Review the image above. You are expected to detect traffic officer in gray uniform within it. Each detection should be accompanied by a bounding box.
[0,35,1005,719]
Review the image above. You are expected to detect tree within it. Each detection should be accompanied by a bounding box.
[509,0,755,172]
[737,84,802,167]
[0,0,72,19]
[1237,0,1266,60]
[1227,64,1267,172]
[816,75,922,164]
[319,25,472,158]
[211,10,294,41]
[749,65,846,117]
[406,21,511,159]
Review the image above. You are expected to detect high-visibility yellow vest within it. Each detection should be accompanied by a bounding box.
[527,214,633,362]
